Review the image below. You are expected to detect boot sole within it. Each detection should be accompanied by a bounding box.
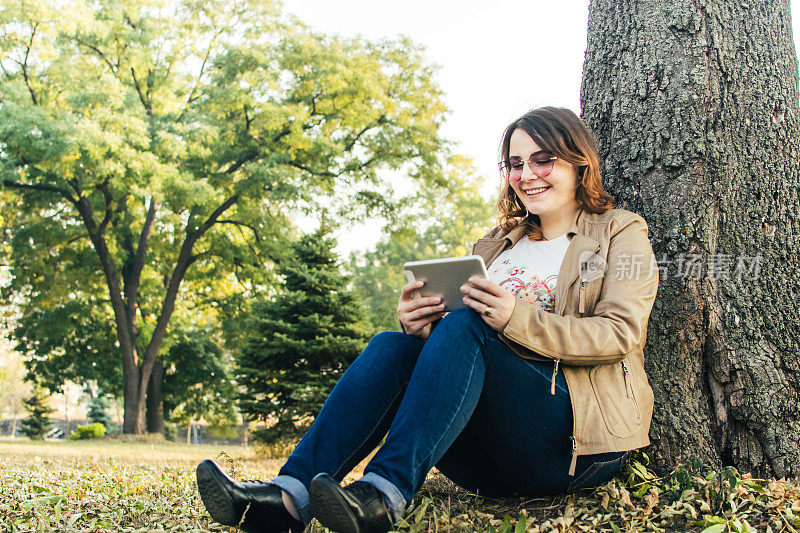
[309,475,361,533]
[196,460,237,526]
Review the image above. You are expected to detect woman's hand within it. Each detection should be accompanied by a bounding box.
[460,276,516,331]
[397,280,447,339]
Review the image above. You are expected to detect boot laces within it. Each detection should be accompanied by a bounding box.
[240,479,274,487]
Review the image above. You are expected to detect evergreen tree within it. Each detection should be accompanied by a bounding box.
[20,386,55,440]
[237,230,371,444]
[87,395,111,429]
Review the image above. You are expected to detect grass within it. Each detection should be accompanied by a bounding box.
[0,437,375,532]
[1,438,799,532]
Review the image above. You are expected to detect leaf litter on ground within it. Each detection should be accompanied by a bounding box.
[1,440,799,532]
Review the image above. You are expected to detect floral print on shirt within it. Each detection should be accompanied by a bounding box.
[490,258,558,313]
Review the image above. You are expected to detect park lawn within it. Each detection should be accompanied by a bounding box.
[0,437,381,532]
[1,438,799,532]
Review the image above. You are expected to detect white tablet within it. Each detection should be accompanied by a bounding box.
[403,255,488,311]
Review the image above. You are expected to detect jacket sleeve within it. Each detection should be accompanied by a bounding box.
[500,214,659,366]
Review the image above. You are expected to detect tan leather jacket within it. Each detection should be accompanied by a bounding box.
[472,208,659,475]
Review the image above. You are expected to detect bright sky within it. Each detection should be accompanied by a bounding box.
[284,0,800,255]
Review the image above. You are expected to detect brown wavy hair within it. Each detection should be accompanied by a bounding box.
[496,106,614,240]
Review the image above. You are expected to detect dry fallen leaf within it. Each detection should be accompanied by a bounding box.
[644,487,659,514]
[620,487,635,509]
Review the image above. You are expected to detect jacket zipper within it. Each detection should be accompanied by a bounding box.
[571,259,596,478]
[569,435,578,476]
[578,264,587,315]
[621,360,633,398]
[621,360,642,420]
[578,282,587,315]
[550,359,560,395]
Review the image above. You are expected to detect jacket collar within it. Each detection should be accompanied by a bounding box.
[566,207,585,240]
[556,208,601,314]
[474,208,602,316]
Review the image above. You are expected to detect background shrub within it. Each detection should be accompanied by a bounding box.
[68,423,106,440]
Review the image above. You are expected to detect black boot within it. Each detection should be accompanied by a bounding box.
[196,459,305,533]
[309,473,394,533]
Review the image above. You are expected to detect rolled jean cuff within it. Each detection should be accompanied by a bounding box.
[270,474,311,525]
[360,472,407,522]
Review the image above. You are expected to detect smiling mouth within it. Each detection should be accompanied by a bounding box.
[522,186,550,197]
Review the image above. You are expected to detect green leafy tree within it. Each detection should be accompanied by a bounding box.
[20,386,54,440]
[0,332,30,437]
[350,155,496,331]
[14,297,123,397]
[162,332,238,430]
[237,230,371,444]
[0,0,446,433]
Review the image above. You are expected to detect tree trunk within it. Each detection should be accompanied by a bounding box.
[73,195,143,435]
[126,194,239,434]
[123,380,145,434]
[146,358,165,434]
[581,0,800,477]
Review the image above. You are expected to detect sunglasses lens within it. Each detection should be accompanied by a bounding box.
[500,156,555,181]
[499,161,516,181]
[538,160,554,177]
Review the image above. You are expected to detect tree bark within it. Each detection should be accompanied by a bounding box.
[581,0,800,477]
[146,358,165,434]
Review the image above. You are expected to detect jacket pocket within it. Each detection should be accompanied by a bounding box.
[589,360,642,439]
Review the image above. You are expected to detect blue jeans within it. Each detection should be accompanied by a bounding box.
[271,309,627,524]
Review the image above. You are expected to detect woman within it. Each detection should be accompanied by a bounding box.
[196,107,659,533]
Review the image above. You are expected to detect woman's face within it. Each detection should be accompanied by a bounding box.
[508,128,579,219]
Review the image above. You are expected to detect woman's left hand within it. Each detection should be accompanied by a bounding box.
[460,276,516,331]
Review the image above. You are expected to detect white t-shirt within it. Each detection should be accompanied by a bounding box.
[487,233,570,314]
